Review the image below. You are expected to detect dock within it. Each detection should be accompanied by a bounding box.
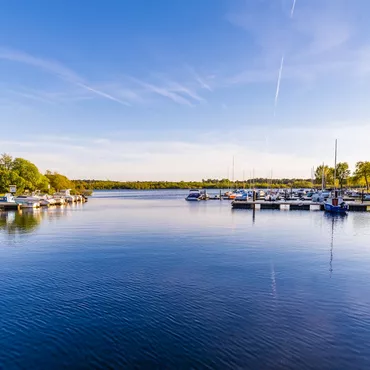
[0,203,21,211]
[232,200,370,212]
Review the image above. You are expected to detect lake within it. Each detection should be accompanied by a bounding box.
[1,190,370,369]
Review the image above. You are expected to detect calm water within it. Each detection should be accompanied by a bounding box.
[1,190,370,369]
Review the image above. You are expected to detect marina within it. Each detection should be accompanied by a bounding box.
[231,200,370,212]
[0,189,88,211]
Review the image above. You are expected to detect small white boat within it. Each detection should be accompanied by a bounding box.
[186,189,202,201]
[15,195,41,208]
[31,192,56,206]
[52,193,66,205]
[64,195,75,203]
[0,193,17,206]
[186,189,209,201]
[312,190,330,203]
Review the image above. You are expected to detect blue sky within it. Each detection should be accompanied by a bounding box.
[1,0,370,180]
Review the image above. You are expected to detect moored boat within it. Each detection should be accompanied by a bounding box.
[324,140,349,214]
[186,189,202,201]
[324,194,349,214]
[15,195,41,208]
[52,194,66,205]
[0,193,17,206]
[185,189,209,201]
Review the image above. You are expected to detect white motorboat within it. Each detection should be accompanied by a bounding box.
[15,195,41,208]
[185,189,208,201]
[31,192,56,206]
[186,189,202,201]
[312,190,330,203]
[64,195,75,203]
[0,193,17,205]
[52,193,66,205]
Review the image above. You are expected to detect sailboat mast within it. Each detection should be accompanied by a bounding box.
[271,169,273,190]
[227,167,230,191]
[334,139,337,190]
[232,156,235,189]
[322,162,325,190]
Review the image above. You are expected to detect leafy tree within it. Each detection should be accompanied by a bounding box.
[354,161,370,191]
[45,171,74,192]
[0,168,28,193]
[315,165,334,187]
[336,162,350,189]
[0,153,13,171]
[12,158,49,191]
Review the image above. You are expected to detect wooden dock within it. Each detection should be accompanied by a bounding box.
[0,204,21,211]
[232,200,370,212]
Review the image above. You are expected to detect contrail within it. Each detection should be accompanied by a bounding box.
[274,55,285,115]
[290,0,297,18]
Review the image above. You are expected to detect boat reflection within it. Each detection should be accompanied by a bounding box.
[0,206,74,235]
[323,212,347,277]
[0,210,41,234]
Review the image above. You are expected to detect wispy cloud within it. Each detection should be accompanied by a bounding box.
[168,82,205,103]
[4,85,94,105]
[274,54,285,115]
[225,0,370,89]
[290,0,297,18]
[0,47,129,106]
[129,76,205,107]
[186,65,213,91]
[76,83,130,106]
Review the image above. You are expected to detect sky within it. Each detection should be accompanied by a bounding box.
[1,0,370,181]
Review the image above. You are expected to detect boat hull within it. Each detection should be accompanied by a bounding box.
[185,197,201,201]
[324,203,349,214]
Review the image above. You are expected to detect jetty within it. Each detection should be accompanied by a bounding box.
[232,200,370,212]
[0,203,21,211]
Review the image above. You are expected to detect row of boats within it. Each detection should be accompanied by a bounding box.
[185,188,360,214]
[0,189,87,208]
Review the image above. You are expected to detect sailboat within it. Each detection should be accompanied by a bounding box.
[324,140,349,214]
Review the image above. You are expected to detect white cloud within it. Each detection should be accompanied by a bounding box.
[2,121,370,180]
[226,0,370,88]
[0,47,130,106]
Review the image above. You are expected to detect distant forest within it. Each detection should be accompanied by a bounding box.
[73,161,370,191]
[1,153,369,193]
[73,178,313,190]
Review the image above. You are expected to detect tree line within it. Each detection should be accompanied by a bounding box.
[1,153,370,193]
[314,162,370,190]
[0,153,82,194]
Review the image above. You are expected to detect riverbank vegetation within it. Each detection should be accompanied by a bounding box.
[0,153,89,195]
[1,153,369,193]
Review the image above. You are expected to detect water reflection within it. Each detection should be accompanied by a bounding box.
[0,210,41,234]
[0,205,78,236]
[323,213,347,277]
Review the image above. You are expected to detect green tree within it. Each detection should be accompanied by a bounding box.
[45,171,74,192]
[315,165,334,187]
[354,161,370,191]
[12,158,49,192]
[0,153,13,171]
[336,162,350,189]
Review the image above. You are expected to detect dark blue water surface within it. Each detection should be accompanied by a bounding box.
[1,190,370,369]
